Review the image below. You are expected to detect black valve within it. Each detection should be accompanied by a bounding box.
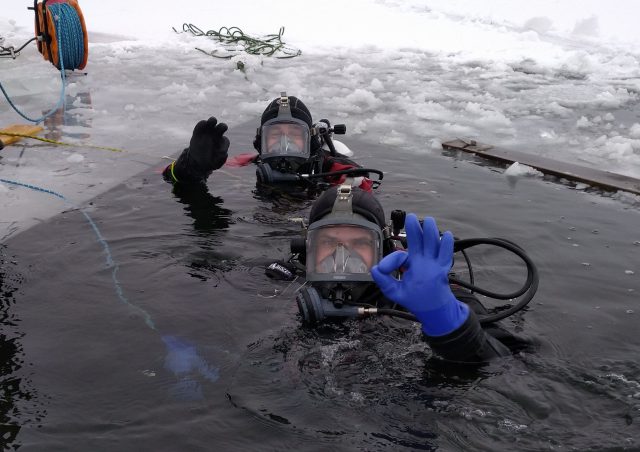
[390,210,406,236]
[333,124,346,134]
[290,236,306,254]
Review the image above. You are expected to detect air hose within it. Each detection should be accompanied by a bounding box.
[379,236,538,324]
[450,237,539,324]
[302,168,384,189]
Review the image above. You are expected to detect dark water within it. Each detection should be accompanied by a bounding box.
[1,124,640,451]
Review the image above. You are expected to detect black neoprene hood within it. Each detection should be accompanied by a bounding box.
[309,186,386,229]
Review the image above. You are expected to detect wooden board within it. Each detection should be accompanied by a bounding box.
[0,124,45,150]
[441,139,640,196]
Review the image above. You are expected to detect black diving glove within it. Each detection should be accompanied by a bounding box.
[168,117,229,184]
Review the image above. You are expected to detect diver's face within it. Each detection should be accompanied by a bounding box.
[265,123,306,153]
[315,226,376,270]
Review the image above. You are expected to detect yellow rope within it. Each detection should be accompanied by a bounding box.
[0,131,127,153]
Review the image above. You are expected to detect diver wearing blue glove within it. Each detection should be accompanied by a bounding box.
[371,214,469,337]
[371,214,511,362]
[290,184,532,363]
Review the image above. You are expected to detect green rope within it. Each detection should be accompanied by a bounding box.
[174,24,302,59]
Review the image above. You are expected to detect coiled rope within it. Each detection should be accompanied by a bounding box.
[0,2,87,123]
[47,2,85,70]
[175,24,302,59]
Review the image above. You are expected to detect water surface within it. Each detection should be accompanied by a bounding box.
[1,125,639,451]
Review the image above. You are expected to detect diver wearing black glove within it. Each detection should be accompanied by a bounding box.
[163,93,376,192]
[163,117,229,184]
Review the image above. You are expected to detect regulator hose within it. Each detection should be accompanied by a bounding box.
[342,236,538,325]
[302,168,384,188]
[450,237,539,324]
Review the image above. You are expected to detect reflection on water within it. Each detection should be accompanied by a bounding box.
[171,183,232,234]
[0,245,45,445]
[43,88,93,142]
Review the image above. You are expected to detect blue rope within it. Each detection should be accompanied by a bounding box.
[48,3,85,70]
[0,2,86,123]
[0,177,156,330]
[1,177,222,394]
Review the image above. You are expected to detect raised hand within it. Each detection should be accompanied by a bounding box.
[371,214,469,336]
[171,117,229,183]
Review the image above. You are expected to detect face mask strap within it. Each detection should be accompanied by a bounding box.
[331,181,355,216]
[255,92,295,153]
[276,91,293,120]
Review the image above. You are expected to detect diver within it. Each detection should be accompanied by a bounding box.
[162,92,379,193]
[284,183,539,363]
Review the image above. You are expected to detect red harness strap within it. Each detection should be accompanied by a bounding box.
[326,161,373,193]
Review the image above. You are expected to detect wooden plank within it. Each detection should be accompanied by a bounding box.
[0,124,45,150]
[441,139,640,196]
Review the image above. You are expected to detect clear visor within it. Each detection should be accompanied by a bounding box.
[307,225,381,276]
[261,120,310,159]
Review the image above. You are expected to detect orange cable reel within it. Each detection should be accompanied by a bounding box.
[34,0,88,70]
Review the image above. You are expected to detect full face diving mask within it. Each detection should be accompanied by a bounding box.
[296,184,384,325]
[257,93,312,184]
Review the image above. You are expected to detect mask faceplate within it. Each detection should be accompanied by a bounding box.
[261,119,311,160]
[306,224,381,282]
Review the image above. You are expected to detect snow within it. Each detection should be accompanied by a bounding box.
[504,161,543,177]
[2,0,640,240]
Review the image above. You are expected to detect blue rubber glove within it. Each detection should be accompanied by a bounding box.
[370,214,469,337]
